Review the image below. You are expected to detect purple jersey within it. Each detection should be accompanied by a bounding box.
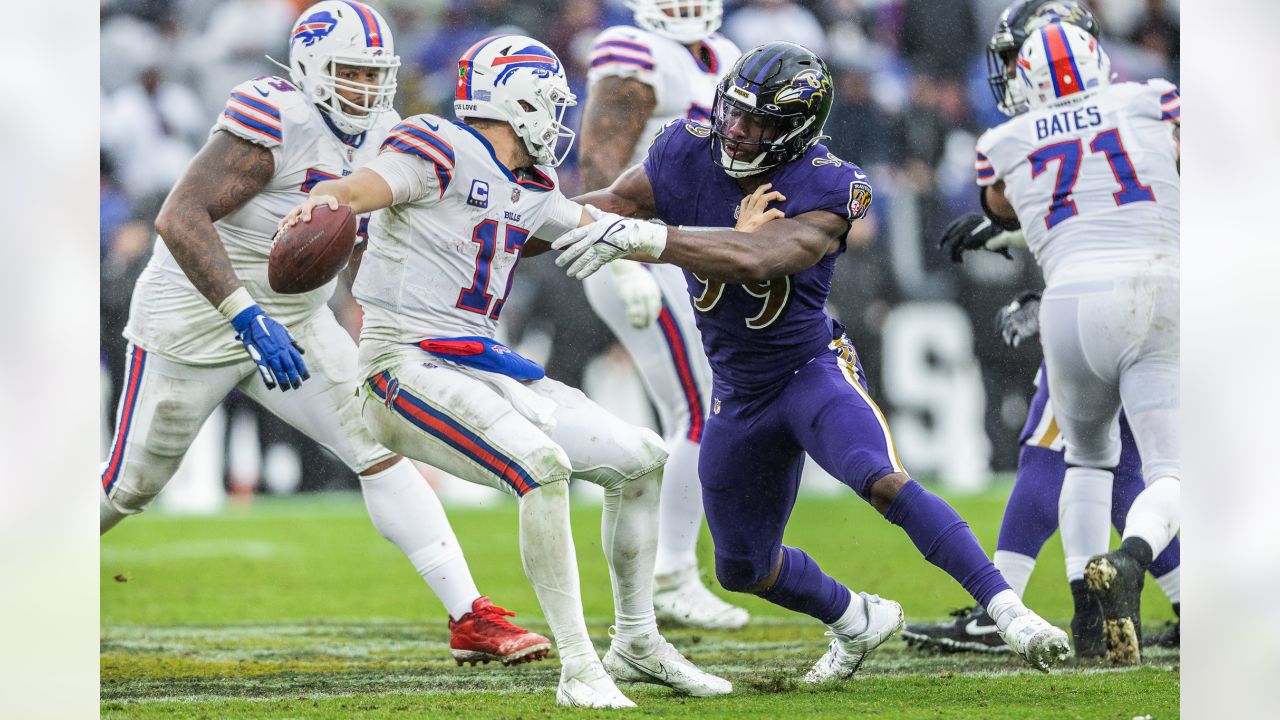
[643,119,872,395]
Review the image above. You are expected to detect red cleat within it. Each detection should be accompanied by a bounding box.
[449,596,552,667]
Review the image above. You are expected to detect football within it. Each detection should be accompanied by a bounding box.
[268,204,358,294]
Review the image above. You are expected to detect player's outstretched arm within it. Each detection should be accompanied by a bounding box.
[154,130,274,308]
[278,168,395,232]
[579,76,658,192]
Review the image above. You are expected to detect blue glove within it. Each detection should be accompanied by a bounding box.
[230,305,309,391]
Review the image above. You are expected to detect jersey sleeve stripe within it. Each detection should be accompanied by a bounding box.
[589,45,654,64]
[382,135,454,193]
[590,54,655,71]
[591,39,652,56]
[226,97,283,130]
[229,91,281,121]
[976,166,996,179]
[1161,106,1180,121]
[223,109,282,142]
[395,124,456,164]
[1160,89,1179,104]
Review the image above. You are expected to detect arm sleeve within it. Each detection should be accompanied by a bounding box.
[371,119,457,204]
[587,27,659,89]
[533,191,585,241]
[974,140,1000,187]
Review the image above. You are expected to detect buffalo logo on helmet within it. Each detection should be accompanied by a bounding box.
[847,180,873,220]
[493,45,562,86]
[291,11,339,47]
[774,69,830,109]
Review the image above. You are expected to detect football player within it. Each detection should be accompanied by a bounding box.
[101,1,550,667]
[577,0,749,630]
[279,35,730,708]
[902,295,1181,656]
[553,42,1071,680]
[968,22,1181,664]
[915,0,1180,657]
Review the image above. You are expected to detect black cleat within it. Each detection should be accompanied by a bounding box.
[1070,578,1106,659]
[901,606,1010,654]
[1085,548,1146,665]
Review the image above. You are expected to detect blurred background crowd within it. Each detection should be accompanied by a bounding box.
[99,0,1179,505]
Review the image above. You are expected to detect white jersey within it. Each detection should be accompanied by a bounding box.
[975,80,1180,286]
[587,25,740,166]
[124,75,399,365]
[353,115,582,362]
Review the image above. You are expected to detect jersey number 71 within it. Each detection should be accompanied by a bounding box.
[1028,128,1156,230]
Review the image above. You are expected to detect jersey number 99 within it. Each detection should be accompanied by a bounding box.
[692,274,791,330]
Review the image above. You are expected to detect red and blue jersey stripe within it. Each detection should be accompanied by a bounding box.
[341,1,384,48]
[1160,88,1180,121]
[101,346,148,494]
[590,37,655,71]
[975,151,995,181]
[224,91,282,142]
[1041,23,1084,99]
[367,372,540,496]
[382,120,455,194]
[655,300,705,443]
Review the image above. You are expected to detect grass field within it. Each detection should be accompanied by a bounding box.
[101,483,1178,719]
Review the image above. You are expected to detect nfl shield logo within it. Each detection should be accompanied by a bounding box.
[511,187,521,202]
[713,398,721,415]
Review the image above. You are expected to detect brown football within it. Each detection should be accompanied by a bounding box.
[268,204,358,294]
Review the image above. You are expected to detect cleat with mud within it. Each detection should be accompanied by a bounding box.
[1085,551,1144,665]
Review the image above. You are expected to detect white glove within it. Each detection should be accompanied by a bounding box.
[985,228,1028,252]
[609,259,662,329]
[552,205,669,280]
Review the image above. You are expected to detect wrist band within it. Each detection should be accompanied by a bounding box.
[216,287,256,322]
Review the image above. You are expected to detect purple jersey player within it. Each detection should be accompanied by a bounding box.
[554,42,1071,680]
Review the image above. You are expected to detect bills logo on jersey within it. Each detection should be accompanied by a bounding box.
[291,11,338,47]
[775,69,829,109]
[467,180,490,208]
[848,180,872,219]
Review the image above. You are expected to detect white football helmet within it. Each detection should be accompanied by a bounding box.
[1015,22,1111,112]
[627,0,724,44]
[287,0,400,135]
[453,35,577,167]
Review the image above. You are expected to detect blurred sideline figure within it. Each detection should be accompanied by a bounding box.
[100,0,551,668]
[578,0,750,631]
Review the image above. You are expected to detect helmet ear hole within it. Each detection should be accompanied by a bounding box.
[518,100,536,112]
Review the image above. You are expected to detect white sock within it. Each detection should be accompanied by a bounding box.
[654,437,704,579]
[1059,466,1114,581]
[1154,566,1180,605]
[602,470,661,648]
[993,550,1037,599]
[359,458,479,621]
[518,483,597,667]
[986,588,1029,632]
[829,589,869,636]
[1122,476,1181,558]
[100,488,128,535]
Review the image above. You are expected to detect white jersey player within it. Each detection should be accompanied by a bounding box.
[102,1,552,666]
[280,35,731,708]
[577,0,749,631]
[976,22,1180,665]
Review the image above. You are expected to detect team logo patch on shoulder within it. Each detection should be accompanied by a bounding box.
[848,180,873,220]
[775,69,830,109]
[683,122,712,138]
[291,11,338,47]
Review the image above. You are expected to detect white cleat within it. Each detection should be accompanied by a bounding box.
[556,659,636,708]
[652,569,750,630]
[804,593,904,685]
[604,634,733,697]
[998,610,1071,672]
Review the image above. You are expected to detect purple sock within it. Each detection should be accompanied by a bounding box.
[758,546,852,624]
[885,479,1011,607]
[996,445,1065,557]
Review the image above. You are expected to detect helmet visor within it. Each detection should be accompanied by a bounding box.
[711,93,790,164]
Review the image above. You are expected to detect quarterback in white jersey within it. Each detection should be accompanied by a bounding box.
[976,22,1180,665]
[281,35,731,708]
[577,0,749,631]
[103,1,552,667]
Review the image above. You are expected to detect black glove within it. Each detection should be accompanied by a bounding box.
[996,291,1041,349]
[938,213,1013,264]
